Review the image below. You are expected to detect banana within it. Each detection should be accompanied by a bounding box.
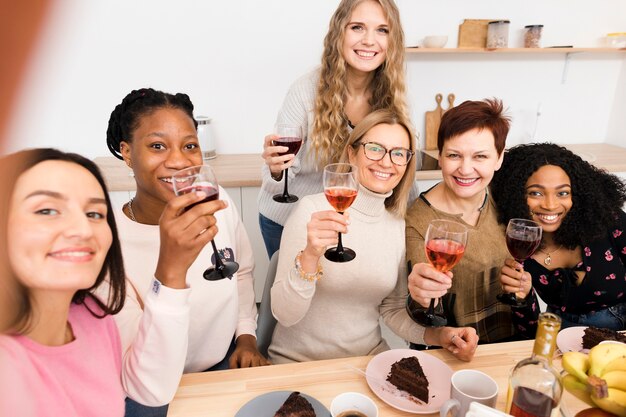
[603,371,626,391]
[591,388,626,417]
[563,351,590,382]
[588,343,626,377]
[603,356,626,376]
[563,374,594,406]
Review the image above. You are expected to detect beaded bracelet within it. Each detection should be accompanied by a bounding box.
[294,251,323,282]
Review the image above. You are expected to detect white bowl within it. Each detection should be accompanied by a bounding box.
[423,35,448,48]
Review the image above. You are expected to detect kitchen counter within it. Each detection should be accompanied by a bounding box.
[94,143,626,191]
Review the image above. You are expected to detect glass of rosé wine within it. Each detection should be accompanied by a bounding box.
[496,218,542,306]
[409,219,467,327]
[323,163,358,263]
[172,164,239,281]
[272,124,303,203]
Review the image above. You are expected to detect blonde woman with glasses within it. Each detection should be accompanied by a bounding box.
[268,110,469,364]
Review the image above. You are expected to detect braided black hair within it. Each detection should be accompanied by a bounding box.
[491,142,626,249]
[106,88,198,159]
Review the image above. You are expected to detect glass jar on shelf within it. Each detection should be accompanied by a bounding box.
[487,20,510,48]
[506,312,563,417]
[524,25,544,48]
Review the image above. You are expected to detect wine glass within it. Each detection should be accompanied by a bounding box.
[408,219,467,327]
[171,165,239,281]
[497,218,542,306]
[272,124,303,203]
[323,163,358,263]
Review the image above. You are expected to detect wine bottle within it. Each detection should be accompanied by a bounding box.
[506,312,563,417]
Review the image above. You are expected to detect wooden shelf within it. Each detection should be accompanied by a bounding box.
[405,47,626,54]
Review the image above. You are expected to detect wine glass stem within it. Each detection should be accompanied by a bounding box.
[210,239,225,272]
[336,212,345,254]
[281,168,290,198]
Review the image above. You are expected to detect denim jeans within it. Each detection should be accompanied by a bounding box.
[549,302,626,331]
[259,214,283,259]
[124,339,237,417]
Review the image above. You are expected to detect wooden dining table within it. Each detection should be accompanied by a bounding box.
[167,340,589,417]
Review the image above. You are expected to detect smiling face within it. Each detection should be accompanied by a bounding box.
[7,160,112,296]
[439,128,503,200]
[341,0,389,76]
[348,122,409,194]
[526,164,573,234]
[120,107,202,208]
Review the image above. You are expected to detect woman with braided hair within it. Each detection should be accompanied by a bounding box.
[102,88,268,417]
[492,143,626,336]
[258,0,412,257]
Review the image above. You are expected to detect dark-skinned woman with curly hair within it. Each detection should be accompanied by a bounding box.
[491,143,626,336]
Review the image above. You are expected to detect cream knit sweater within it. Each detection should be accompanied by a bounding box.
[268,186,426,363]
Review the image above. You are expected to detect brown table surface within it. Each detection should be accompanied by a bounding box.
[167,339,588,417]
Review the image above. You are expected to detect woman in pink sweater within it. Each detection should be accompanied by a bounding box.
[0,148,127,417]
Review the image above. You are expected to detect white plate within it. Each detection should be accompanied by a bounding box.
[365,349,453,414]
[235,391,330,417]
[556,326,588,353]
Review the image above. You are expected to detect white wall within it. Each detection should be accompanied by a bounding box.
[6,0,626,157]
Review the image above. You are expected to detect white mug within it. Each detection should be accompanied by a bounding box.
[440,370,498,417]
[330,392,378,417]
[464,402,513,417]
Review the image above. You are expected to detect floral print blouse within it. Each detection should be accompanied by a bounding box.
[512,210,626,337]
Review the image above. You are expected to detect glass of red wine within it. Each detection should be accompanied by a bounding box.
[171,165,239,281]
[323,163,358,263]
[497,218,542,306]
[272,124,303,203]
[408,219,467,327]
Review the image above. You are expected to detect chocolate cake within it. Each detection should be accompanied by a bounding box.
[273,391,316,417]
[386,356,429,403]
[582,326,626,350]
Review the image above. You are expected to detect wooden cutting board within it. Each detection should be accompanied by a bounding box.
[425,93,455,150]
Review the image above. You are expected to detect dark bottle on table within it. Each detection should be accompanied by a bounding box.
[506,312,562,417]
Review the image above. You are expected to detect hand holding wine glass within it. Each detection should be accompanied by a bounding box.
[323,163,358,263]
[497,218,542,306]
[271,124,303,203]
[407,219,467,327]
[171,165,239,280]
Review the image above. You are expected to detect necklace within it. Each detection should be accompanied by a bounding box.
[538,245,563,266]
[127,198,136,222]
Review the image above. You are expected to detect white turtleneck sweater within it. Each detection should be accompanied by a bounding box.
[268,186,426,364]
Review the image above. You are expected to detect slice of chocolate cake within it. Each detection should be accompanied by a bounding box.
[386,356,429,403]
[582,326,626,350]
[273,391,316,417]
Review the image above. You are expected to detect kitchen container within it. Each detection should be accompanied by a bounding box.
[487,20,510,48]
[524,25,543,48]
[195,116,217,160]
[606,32,626,48]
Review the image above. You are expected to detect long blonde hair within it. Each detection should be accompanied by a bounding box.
[340,109,416,217]
[311,0,409,170]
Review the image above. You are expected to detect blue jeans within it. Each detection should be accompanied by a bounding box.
[259,214,283,259]
[124,339,237,417]
[549,303,626,331]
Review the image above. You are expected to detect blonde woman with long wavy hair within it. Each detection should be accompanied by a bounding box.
[259,0,412,258]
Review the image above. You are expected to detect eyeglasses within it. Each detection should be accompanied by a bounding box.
[356,141,414,166]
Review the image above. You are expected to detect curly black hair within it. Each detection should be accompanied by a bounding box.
[491,143,626,249]
[106,87,197,159]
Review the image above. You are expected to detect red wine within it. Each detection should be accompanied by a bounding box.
[178,184,219,210]
[509,386,556,417]
[506,234,541,261]
[425,238,465,272]
[273,136,302,156]
[324,187,357,212]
